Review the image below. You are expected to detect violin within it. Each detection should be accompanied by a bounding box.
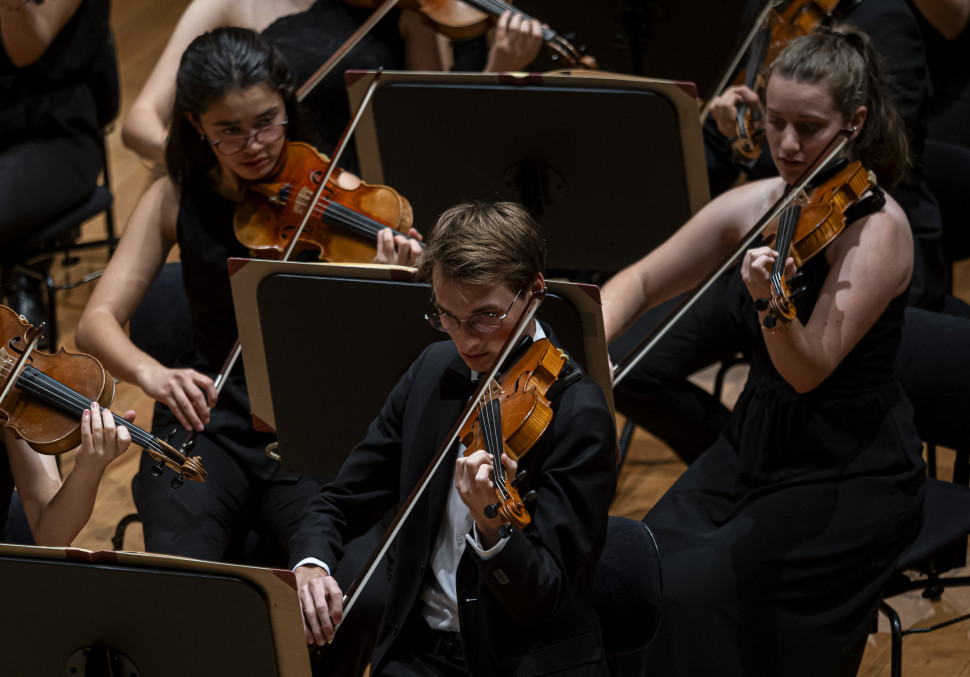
[0,306,205,486]
[233,141,421,262]
[728,0,842,161]
[758,159,879,328]
[458,337,567,533]
[342,0,596,69]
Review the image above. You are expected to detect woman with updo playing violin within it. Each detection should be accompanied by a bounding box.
[601,27,925,676]
[77,26,422,571]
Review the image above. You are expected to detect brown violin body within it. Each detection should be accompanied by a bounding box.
[0,306,205,482]
[0,308,112,455]
[761,160,877,325]
[234,141,415,263]
[458,337,567,530]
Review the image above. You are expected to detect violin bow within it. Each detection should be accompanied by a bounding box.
[175,72,387,460]
[0,322,43,406]
[330,288,547,639]
[297,0,400,102]
[700,0,777,123]
[611,128,853,387]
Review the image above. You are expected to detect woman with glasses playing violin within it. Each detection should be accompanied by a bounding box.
[77,27,422,569]
[291,200,618,677]
[600,27,925,676]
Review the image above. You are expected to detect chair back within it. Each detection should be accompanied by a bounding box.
[593,515,663,655]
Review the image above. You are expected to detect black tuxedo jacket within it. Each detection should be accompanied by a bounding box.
[290,334,618,676]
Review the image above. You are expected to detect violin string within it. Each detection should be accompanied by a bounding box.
[771,206,799,290]
[479,380,510,501]
[0,359,171,457]
[300,196,412,244]
[468,0,555,42]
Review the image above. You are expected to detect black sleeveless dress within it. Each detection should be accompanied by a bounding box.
[262,0,406,174]
[640,250,926,676]
[130,176,320,563]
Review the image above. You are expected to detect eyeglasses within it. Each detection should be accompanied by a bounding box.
[426,289,523,333]
[206,117,288,156]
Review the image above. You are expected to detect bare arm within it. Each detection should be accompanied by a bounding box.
[0,0,82,67]
[742,197,913,392]
[600,179,772,344]
[912,0,970,39]
[75,178,218,431]
[121,0,246,164]
[399,9,444,71]
[8,405,134,546]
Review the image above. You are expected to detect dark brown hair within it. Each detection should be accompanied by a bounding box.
[416,202,545,293]
[765,26,909,189]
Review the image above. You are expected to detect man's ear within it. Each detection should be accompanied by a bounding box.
[532,273,545,293]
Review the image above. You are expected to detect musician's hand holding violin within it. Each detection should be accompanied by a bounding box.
[484,11,544,73]
[296,564,345,646]
[456,449,518,548]
[709,85,761,139]
[138,363,218,432]
[374,226,424,267]
[75,402,136,475]
[741,246,795,303]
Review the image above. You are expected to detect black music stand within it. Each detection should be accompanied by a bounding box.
[345,70,709,278]
[0,543,310,676]
[229,260,612,482]
[511,0,765,100]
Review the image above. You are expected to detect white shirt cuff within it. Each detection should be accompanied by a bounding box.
[293,557,331,575]
[465,524,509,560]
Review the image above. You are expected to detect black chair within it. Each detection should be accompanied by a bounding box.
[2,0,120,349]
[593,515,663,657]
[923,139,970,295]
[877,306,970,677]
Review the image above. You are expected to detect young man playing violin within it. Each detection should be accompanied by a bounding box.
[292,201,618,677]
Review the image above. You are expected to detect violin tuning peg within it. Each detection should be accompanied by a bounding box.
[182,438,196,455]
[498,524,513,539]
[150,462,165,478]
[763,314,778,329]
[755,297,770,312]
[484,503,500,520]
[511,470,528,487]
[170,474,184,490]
[165,428,178,443]
[790,285,808,301]
[522,490,537,505]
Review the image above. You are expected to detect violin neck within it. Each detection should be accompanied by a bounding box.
[319,200,421,246]
[15,365,174,460]
[770,205,801,290]
[463,0,556,42]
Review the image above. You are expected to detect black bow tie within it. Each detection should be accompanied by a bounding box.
[440,367,477,400]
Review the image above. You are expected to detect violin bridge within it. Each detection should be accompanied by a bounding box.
[293,186,313,215]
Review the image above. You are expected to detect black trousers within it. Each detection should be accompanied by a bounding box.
[0,133,101,247]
